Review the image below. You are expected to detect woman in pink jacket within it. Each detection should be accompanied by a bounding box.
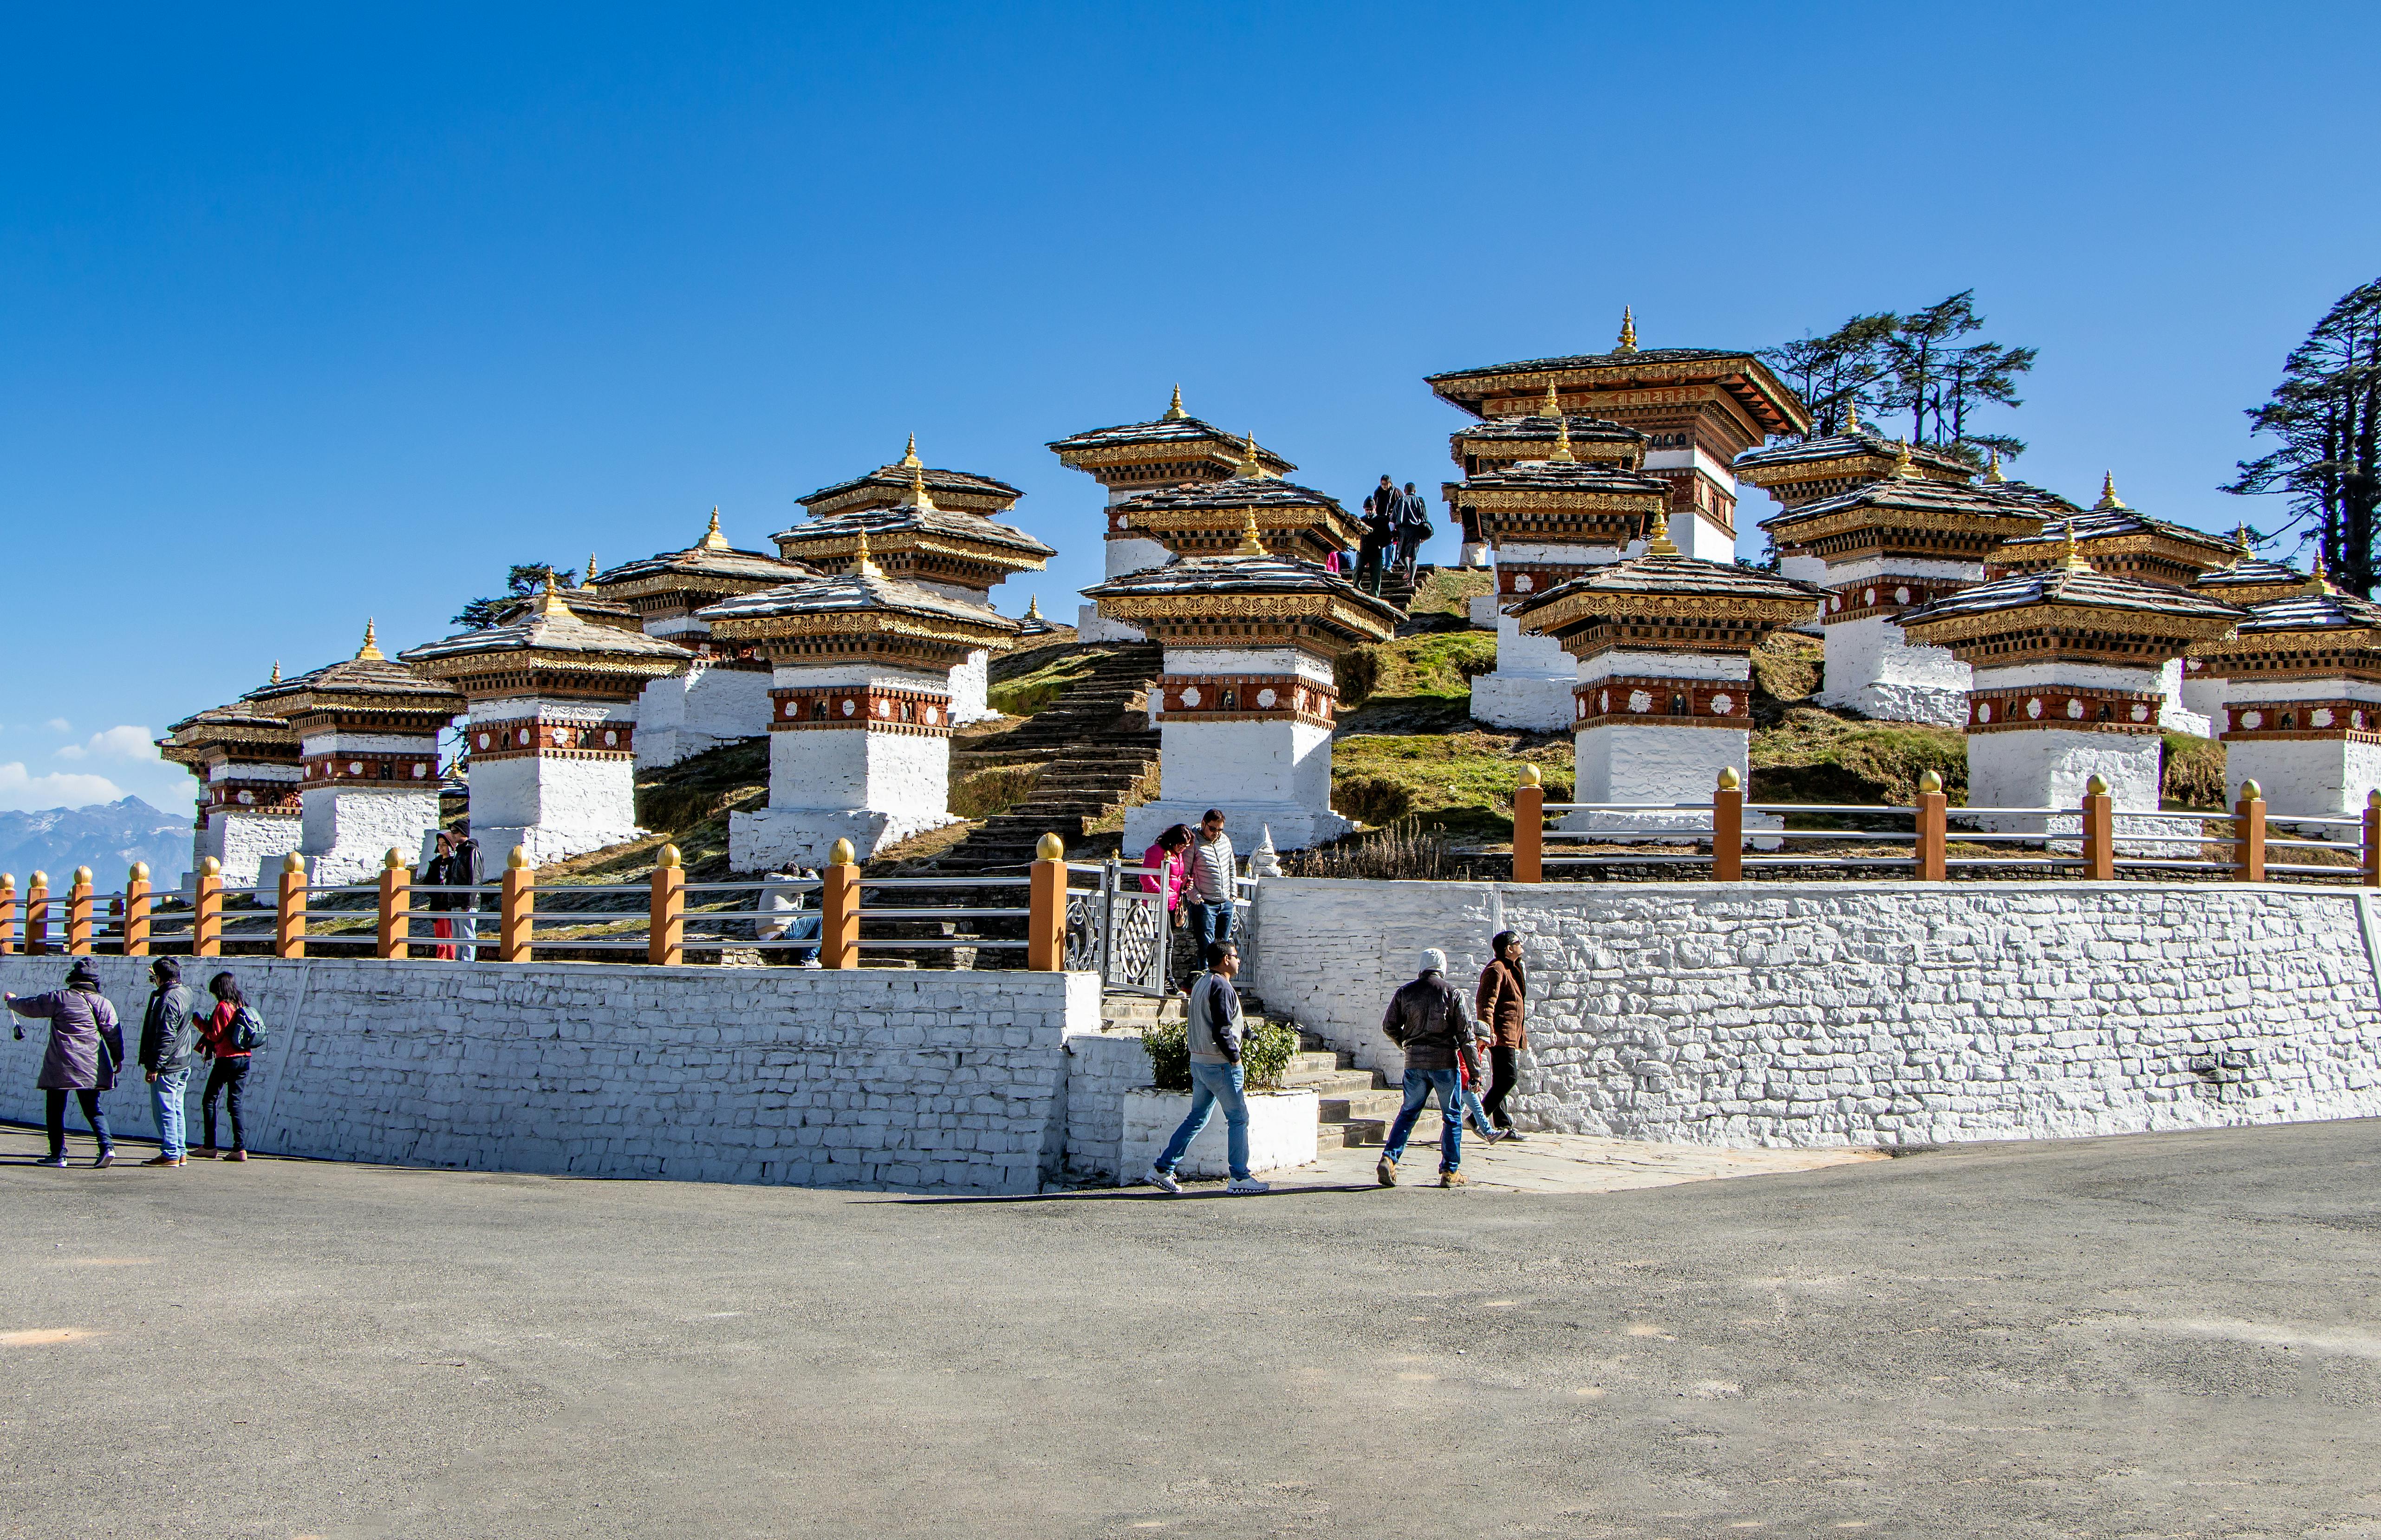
[1141,824,1192,985]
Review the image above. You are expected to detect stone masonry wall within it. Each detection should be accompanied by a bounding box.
[0,956,1102,1194]
[1245,877,2381,1148]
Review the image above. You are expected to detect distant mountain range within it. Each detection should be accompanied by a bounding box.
[0,798,193,890]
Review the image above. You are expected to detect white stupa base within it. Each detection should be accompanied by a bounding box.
[471,823,647,869]
[1816,680,1970,727]
[729,807,958,872]
[195,811,302,891]
[1076,605,1145,643]
[1458,542,1490,569]
[2225,737,2381,825]
[1467,595,1501,630]
[1469,673,1574,732]
[299,788,446,888]
[1124,801,1351,853]
[947,650,1002,725]
[633,663,772,771]
[1555,807,1783,850]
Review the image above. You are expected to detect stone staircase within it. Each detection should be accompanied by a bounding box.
[1098,990,1399,1151]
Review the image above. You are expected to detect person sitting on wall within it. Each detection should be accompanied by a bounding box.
[1375,949,1479,1189]
[1144,941,1269,1196]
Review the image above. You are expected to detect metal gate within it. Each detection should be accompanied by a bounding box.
[1063,858,1169,996]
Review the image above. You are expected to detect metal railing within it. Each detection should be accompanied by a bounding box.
[1506,771,2378,886]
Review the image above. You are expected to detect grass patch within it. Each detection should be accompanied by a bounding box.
[2162,732,2228,810]
[1750,632,1823,709]
[1333,730,1572,842]
[950,762,1042,819]
[1750,707,1967,806]
[1404,566,1495,620]
[988,651,1096,717]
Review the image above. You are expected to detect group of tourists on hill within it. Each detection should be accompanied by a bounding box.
[7,958,263,1168]
[1354,472,1431,596]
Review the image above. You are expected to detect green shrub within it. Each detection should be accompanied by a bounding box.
[988,677,1066,716]
[2162,732,2229,809]
[1334,646,1382,709]
[1334,773,1414,826]
[1284,824,1468,882]
[1140,1012,1299,1092]
[950,763,1042,819]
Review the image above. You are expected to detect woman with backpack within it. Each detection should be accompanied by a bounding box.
[195,970,261,1161]
[6,958,124,1168]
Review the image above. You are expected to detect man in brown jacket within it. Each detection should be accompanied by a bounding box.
[1476,930,1528,1140]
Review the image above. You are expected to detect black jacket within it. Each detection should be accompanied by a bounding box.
[1381,973,1478,1072]
[138,982,200,1074]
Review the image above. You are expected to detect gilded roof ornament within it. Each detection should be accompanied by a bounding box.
[1233,433,1267,480]
[1163,385,1187,422]
[584,552,599,587]
[1024,594,1043,620]
[899,463,938,512]
[356,619,384,662]
[533,570,570,617]
[852,525,883,578]
[899,433,922,470]
[1549,413,1578,464]
[1541,382,1562,420]
[1892,440,1916,480]
[1845,396,1861,434]
[2233,524,2253,562]
[1235,504,1267,557]
[1985,448,2005,483]
[1644,511,1679,557]
[2057,521,2092,573]
[2095,472,2126,512]
[700,507,731,552]
[269,661,281,684]
[2307,549,2335,596]
[1616,306,1638,355]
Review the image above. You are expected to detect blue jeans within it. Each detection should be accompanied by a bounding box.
[1154,1060,1251,1182]
[1459,1080,1496,1137]
[150,1067,190,1160]
[1382,1067,1463,1171]
[1187,900,1234,956]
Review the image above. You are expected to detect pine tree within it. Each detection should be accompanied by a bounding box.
[1758,313,1895,439]
[1761,292,2031,461]
[2225,277,2381,597]
[454,563,571,629]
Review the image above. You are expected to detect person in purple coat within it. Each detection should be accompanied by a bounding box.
[7,959,123,1168]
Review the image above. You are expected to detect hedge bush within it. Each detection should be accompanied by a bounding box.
[1140,1010,1299,1092]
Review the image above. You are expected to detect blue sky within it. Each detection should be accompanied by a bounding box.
[4,2,2377,814]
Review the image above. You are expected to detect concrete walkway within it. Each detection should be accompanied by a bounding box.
[1290,1127,1886,1192]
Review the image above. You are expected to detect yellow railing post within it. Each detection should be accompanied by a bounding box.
[0,872,14,955]
[65,868,94,955]
[274,852,308,959]
[648,845,684,965]
[378,848,410,959]
[123,863,151,956]
[26,871,49,955]
[1511,766,1543,884]
[2234,780,2266,883]
[1915,769,1948,881]
[819,838,861,970]
[500,846,534,962]
[1028,833,1067,971]
[1711,768,1743,882]
[2082,773,2114,881]
[193,858,222,958]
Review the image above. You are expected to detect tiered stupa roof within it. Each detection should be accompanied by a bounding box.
[1985,475,2239,588]
[159,669,302,769]
[493,557,645,633]
[248,623,465,721]
[1895,531,2243,659]
[1048,387,1296,493]
[1735,417,1975,509]
[1082,513,1401,650]
[591,511,820,629]
[401,580,696,692]
[774,447,1053,593]
[697,533,1022,666]
[2189,531,2309,607]
[1425,310,1809,440]
[1106,438,1363,565]
[1508,515,1825,650]
[1449,387,1647,472]
[1760,445,2066,567]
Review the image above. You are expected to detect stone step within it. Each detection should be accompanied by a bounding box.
[1284,1068,1381,1095]
[1315,1087,1407,1123]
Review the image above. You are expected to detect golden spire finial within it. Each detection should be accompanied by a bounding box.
[2307,548,2335,595]
[1845,396,1861,434]
[1985,448,2005,483]
[1644,510,1679,557]
[852,524,882,578]
[1235,503,1267,557]
[1024,594,1042,619]
[2233,524,2252,561]
[1892,440,1915,480]
[1541,382,1561,420]
[534,568,570,618]
[1549,412,1577,463]
[584,552,599,587]
[900,462,937,511]
[2095,471,2127,511]
[700,507,730,551]
[356,619,384,661]
[1233,432,1266,480]
[270,660,281,684]
[1616,305,1638,354]
[2057,520,2092,573]
[1163,384,1187,421]
[899,432,922,469]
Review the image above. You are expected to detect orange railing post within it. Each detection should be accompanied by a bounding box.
[378,848,410,959]
[0,872,15,955]
[123,863,152,957]
[193,858,223,958]
[648,845,685,965]
[65,868,94,955]
[1711,768,1744,882]
[499,846,534,962]
[2082,773,2114,881]
[2235,780,2266,883]
[1028,833,1067,971]
[2365,789,2381,887]
[274,852,308,959]
[819,838,861,970]
[1915,770,1948,881]
[1511,767,1543,884]
[26,872,49,955]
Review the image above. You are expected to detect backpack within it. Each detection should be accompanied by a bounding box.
[232,1005,268,1053]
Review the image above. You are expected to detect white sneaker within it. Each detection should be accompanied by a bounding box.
[1226,1177,1270,1195]
[1146,1166,1181,1194]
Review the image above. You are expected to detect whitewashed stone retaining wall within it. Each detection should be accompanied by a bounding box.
[1244,877,2381,1148]
[0,957,1102,1194]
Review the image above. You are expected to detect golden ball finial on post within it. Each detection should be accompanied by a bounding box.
[507,845,531,870]
[72,866,93,887]
[200,857,221,877]
[2085,774,2110,797]
[657,844,683,870]
[281,852,305,875]
[30,870,47,889]
[828,838,857,867]
[1918,769,1944,795]
[1035,832,1065,862]
[384,847,406,870]
[130,862,149,883]
[0,873,14,892]
[2369,788,2381,810]
[2239,780,2264,803]
[1516,763,1542,787]
[1715,766,1742,792]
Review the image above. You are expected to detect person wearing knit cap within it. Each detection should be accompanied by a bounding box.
[1374,948,1484,1189]
[7,960,124,1168]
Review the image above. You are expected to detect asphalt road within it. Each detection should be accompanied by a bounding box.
[4,1118,2379,1540]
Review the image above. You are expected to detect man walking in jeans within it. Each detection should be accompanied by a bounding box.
[1186,809,1236,958]
[1145,941,1269,1195]
[137,958,200,1168]
[1376,949,1483,1189]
